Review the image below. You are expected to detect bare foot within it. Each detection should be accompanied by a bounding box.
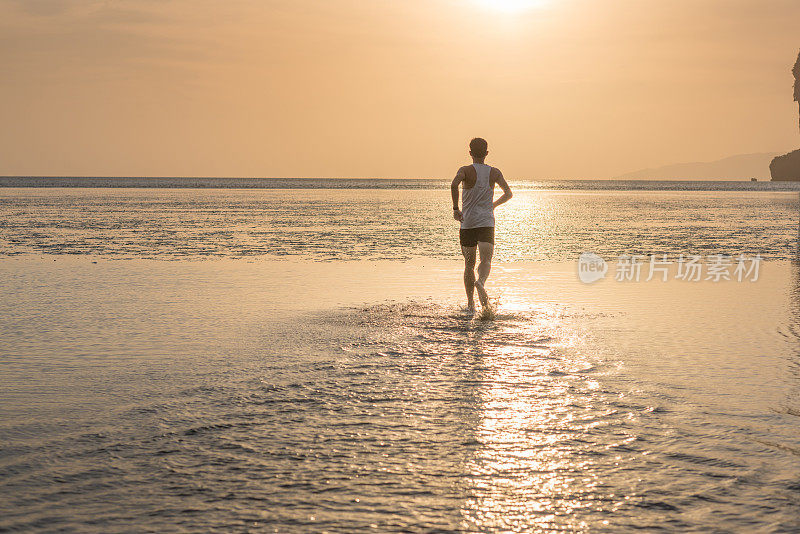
[474,279,489,307]
[477,303,496,321]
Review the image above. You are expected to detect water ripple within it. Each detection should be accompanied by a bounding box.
[1,302,799,532]
[0,188,797,260]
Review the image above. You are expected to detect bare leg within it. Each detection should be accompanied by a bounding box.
[474,241,494,307]
[461,245,476,310]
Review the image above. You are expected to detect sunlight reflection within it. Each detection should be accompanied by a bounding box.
[460,317,601,532]
[498,193,558,262]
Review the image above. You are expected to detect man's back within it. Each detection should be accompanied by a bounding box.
[450,137,513,310]
[460,163,495,230]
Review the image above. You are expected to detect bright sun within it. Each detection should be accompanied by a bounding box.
[475,0,548,13]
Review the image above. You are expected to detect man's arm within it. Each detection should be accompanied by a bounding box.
[451,168,465,221]
[492,168,513,208]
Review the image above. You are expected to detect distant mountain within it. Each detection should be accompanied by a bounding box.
[616,153,778,181]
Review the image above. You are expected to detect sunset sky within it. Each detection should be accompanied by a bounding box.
[1,0,798,179]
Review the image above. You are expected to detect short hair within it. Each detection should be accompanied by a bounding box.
[469,138,488,158]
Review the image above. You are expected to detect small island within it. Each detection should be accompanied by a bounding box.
[770,50,800,181]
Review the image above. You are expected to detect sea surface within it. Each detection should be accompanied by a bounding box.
[1,180,800,532]
[3,176,800,191]
[0,179,798,260]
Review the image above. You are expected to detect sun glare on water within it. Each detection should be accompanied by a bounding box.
[474,0,548,13]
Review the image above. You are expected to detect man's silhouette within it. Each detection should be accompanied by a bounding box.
[451,138,513,310]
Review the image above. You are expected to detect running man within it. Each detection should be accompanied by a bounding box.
[451,138,513,310]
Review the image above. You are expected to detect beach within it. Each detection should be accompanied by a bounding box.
[2,239,800,531]
[4,0,800,529]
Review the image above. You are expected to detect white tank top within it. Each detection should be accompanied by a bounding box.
[461,163,495,229]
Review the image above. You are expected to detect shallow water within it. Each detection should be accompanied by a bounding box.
[0,187,797,260]
[1,258,799,532]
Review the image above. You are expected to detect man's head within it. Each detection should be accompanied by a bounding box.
[469,138,488,160]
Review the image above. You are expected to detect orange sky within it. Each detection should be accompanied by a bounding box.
[1,0,798,178]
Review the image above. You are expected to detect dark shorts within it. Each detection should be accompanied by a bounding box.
[459,226,495,247]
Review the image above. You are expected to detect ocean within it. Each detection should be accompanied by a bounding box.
[1,180,799,532]
[0,179,798,260]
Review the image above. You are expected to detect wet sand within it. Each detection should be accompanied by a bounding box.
[2,256,799,531]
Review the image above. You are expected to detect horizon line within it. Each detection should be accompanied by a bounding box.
[0,176,771,182]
